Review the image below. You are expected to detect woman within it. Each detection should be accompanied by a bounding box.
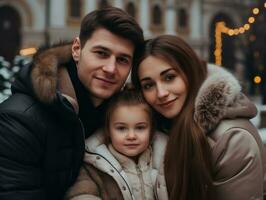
[131,35,265,200]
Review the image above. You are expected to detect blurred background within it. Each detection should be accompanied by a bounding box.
[0,0,265,133]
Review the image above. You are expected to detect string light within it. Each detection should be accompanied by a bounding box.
[248,17,255,23]
[254,76,262,84]
[252,8,259,15]
[20,47,37,56]
[214,2,266,65]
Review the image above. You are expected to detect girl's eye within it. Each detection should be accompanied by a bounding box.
[116,126,127,131]
[136,125,146,131]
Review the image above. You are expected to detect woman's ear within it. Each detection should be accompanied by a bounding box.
[72,37,81,63]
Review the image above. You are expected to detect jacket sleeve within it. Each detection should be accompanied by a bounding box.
[0,112,46,200]
[65,165,102,200]
[212,128,264,200]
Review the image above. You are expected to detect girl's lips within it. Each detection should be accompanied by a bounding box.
[124,144,139,148]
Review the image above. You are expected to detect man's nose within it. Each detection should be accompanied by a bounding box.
[102,56,116,74]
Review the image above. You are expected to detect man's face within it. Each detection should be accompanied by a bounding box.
[72,28,134,106]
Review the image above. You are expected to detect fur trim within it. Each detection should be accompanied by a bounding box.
[31,41,73,103]
[194,64,242,132]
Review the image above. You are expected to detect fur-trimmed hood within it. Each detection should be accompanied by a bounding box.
[31,42,73,103]
[194,64,257,133]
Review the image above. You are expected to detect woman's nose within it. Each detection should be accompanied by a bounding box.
[157,84,169,99]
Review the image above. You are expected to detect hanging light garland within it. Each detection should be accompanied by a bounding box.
[214,3,265,66]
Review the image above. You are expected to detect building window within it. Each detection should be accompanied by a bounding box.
[178,8,188,28]
[69,0,81,18]
[99,0,109,9]
[126,2,135,18]
[152,5,162,25]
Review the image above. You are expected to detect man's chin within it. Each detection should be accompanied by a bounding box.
[90,90,116,106]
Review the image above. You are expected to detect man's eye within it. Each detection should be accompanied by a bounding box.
[95,51,108,57]
[117,57,130,65]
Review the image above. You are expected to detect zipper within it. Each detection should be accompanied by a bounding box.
[85,151,134,200]
[136,165,145,200]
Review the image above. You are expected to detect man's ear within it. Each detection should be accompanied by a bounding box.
[72,37,81,62]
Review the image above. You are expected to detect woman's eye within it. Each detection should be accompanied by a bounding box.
[165,74,176,81]
[141,83,154,90]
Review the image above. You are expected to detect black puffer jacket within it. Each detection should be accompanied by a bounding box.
[0,44,105,200]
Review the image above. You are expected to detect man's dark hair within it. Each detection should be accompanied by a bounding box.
[79,6,144,49]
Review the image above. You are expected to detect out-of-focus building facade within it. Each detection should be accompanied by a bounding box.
[0,0,264,93]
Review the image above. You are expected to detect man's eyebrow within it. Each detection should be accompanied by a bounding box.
[92,45,110,52]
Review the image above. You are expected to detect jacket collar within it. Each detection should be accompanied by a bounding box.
[85,129,168,170]
[194,64,257,133]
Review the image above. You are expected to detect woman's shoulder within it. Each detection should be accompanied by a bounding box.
[208,118,260,146]
[208,118,263,172]
[208,119,264,198]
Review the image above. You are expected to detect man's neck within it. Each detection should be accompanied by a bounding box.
[90,96,103,107]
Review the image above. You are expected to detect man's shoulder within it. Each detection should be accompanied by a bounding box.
[0,93,39,115]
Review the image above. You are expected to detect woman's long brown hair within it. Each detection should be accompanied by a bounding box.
[131,35,213,200]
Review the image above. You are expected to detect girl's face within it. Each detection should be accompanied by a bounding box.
[109,104,151,160]
[138,56,187,119]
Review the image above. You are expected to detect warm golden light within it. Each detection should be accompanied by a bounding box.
[239,27,245,33]
[248,17,255,23]
[228,29,234,36]
[20,47,37,56]
[233,29,239,35]
[254,76,262,84]
[264,2,266,8]
[214,49,222,56]
[244,24,250,30]
[253,8,259,15]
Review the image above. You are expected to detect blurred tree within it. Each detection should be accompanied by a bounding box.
[0,56,31,102]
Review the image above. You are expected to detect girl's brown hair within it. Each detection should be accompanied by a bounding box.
[104,84,155,144]
[132,35,213,200]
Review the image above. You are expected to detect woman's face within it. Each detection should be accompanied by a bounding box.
[138,56,187,119]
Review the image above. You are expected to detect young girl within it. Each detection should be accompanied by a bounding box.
[65,86,168,200]
[131,35,266,200]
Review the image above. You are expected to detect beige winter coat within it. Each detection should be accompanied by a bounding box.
[195,64,266,200]
[65,130,168,200]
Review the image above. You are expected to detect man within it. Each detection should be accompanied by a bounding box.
[0,7,144,200]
